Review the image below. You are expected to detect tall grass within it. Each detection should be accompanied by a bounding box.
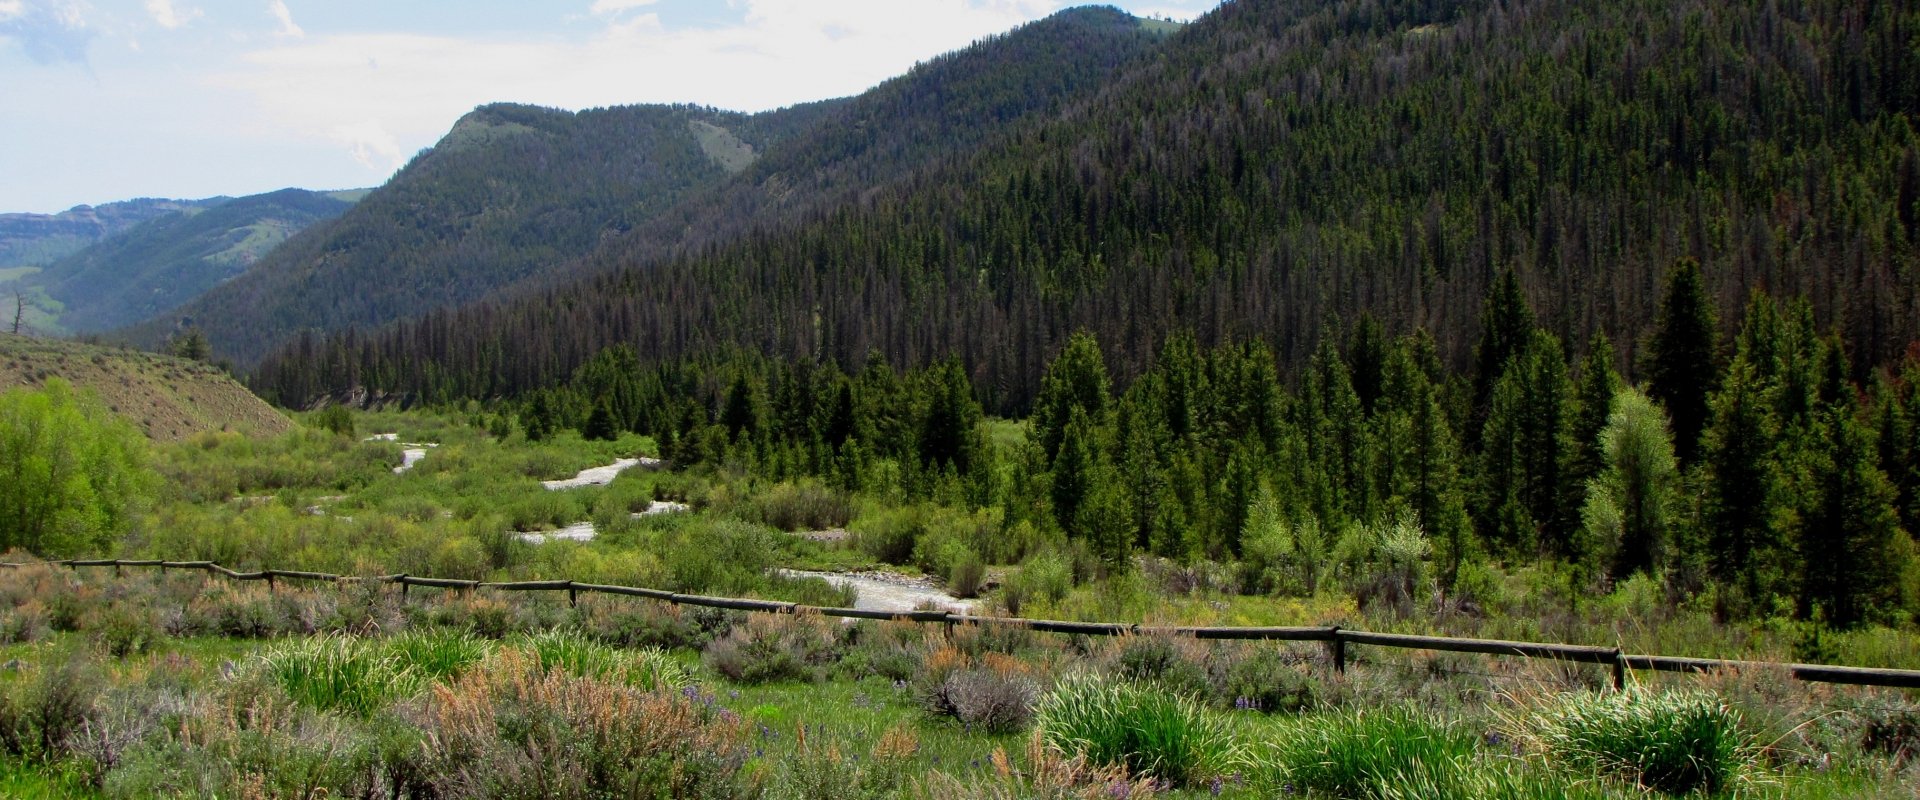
[513,628,688,690]
[1503,687,1759,795]
[1239,705,1645,799]
[1034,674,1232,787]
[384,627,489,680]
[255,633,421,716]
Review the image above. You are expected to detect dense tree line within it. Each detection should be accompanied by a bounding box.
[254,0,1920,416]
[468,264,1919,628]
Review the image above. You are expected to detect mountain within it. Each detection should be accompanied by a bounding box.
[124,101,837,364]
[134,6,1171,366]
[0,197,223,278]
[0,335,290,440]
[252,0,1920,412]
[25,188,356,333]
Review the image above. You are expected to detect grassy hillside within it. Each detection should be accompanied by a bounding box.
[0,335,289,440]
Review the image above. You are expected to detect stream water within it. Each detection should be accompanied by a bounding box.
[777,569,976,614]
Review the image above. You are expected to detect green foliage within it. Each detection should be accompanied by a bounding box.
[311,404,355,437]
[255,633,423,717]
[0,379,153,556]
[1507,688,1756,795]
[1579,388,1679,582]
[383,627,489,681]
[514,628,688,690]
[1646,258,1720,465]
[1034,674,1231,787]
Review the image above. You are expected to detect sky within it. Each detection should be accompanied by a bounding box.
[0,0,1223,214]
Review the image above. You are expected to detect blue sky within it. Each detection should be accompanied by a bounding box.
[0,0,1223,213]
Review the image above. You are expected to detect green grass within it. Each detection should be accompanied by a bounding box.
[0,265,42,282]
[1505,687,1758,795]
[1034,673,1234,787]
[515,628,687,690]
[384,627,489,680]
[256,632,423,716]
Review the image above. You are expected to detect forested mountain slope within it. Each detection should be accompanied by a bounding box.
[30,188,355,333]
[558,6,1176,282]
[140,6,1169,367]
[0,197,222,275]
[128,102,832,364]
[255,0,1920,412]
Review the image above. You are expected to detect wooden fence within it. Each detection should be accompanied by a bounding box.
[10,558,1920,691]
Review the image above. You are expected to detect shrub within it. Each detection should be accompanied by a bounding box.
[1113,635,1210,700]
[748,481,853,532]
[1209,645,1319,714]
[851,507,920,565]
[918,730,1160,800]
[948,550,987,599]
[0,600,49,645]
[1034,674,1231,787]
[0,657,102,762]
[703,612,841,684]
[769,724,917,800]
[578,597,714,649]
[945,664,1040,734]
[88,604,162,658]
[1504,688,1756,795]
[416,649,749,799]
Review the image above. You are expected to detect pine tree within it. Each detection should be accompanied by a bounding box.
[1032,332,1112,462]
[1570,333,1621,492]
[918,358,980,473]
[583,400,618,441]
[1797,405,1912,628]
[722,373,758,443]
[1699,355,1785,614]
[1471,270,1535,449]
[1646,257,1720,464]
[1051,406,1099,541]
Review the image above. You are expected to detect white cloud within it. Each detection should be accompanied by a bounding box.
[330,119,402,171]
[588,0,657,16]
[145,0,199,29]
[216,0,1066,177]
[0,0,95,65]
[267,0,300,38]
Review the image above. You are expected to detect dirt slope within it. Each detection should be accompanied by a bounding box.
[0,334,290,440]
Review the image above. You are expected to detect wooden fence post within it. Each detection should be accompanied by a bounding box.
[1330,626,1347,674]
[1612,650,1626,691]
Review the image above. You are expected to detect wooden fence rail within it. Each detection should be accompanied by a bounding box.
[10,558,1920,691]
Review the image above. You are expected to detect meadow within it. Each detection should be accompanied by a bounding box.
[1,406,1919,797]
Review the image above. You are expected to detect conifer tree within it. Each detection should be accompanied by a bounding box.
[1700,355,1785,613]
[1471,270,1535,448]
[1569,333,1621,492]
[1797,405,1912,628]
[583,400,618,442]
[918,357,981,474]
[1646,257,1720,464]
[1051,406,1099,540]
[1032,332,1112,462]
